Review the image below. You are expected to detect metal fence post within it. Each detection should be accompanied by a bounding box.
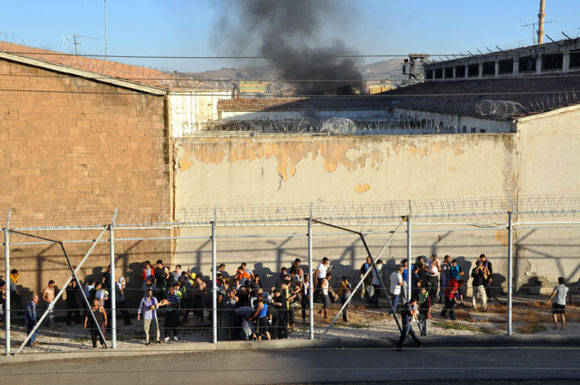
[507,211,513,336]
[211,206,217,344]
[4,210,12,356]
[406,215,412,301]
[308,203,314,340]
[110,208,117,349]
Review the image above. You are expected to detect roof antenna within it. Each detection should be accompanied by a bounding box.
[62,34,98,55]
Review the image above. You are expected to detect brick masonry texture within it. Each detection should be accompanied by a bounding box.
[0,58,171,298]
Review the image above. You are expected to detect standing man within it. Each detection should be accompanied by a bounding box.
[396,298,422,350]
[388,264,404,313]
[479,254,493,299]
[154,259,169,299]
[25,293,40,347]
[439,255,451,304]
[400,259,409,302]
[547,277,569,330]
[171,265,182,285]
[426,255,440,302]
[163,285,181,342]
[370,259,384,308]
[471,261,488,310]
[137,289,161,345]
[65,280,81,326]
[115,277,132,326]
[314,257,330,302]
[360,256,373,301]
[338,276,352,323]
[41,280,56,330]
[84,297,107,348]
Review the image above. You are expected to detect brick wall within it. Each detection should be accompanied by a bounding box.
[0,58,172,304]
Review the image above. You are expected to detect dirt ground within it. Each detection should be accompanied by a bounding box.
[1,295,578,353]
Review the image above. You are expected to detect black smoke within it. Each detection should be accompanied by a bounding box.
[212,0,362,95]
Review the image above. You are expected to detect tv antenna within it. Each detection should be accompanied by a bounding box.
[62,34,98,55]
[521,21,556,45]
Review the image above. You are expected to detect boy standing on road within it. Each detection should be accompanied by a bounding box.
[547,277,569,330]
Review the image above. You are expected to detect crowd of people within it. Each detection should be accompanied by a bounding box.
[0,253,578,349]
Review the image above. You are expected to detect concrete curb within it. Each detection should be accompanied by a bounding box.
[1,335,578,366]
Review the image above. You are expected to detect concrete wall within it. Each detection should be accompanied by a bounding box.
[173,134,519,289]
[0,58,172,299]
[172,109,580,291]
[511,106,580,291]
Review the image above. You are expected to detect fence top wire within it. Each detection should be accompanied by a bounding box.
[3,194,580,230]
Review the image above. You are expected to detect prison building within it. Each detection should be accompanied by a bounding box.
[212,71,580,135]
[424,36,580,80]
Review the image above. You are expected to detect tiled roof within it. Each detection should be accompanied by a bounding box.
[0,41,175,89]
[217,75,580,120]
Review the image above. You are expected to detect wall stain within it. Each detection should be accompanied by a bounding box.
[176,136,505,183]
[355,184,371,194]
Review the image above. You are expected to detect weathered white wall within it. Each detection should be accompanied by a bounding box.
[173,134,518,289]
[169,90,232,137]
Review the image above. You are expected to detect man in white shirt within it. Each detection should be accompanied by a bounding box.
[547,277,569,330]
[389,265,404,313]
[426,255,440,302]
[314,257,330,302]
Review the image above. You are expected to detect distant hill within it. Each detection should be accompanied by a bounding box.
[185,59,405,82]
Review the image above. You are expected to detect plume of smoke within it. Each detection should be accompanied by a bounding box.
[212,0,362,95]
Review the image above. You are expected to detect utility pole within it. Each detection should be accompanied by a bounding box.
[104,0,108,59]
[538,0,546,44]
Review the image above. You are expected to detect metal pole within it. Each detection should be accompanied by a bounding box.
[407,215,412,302]
[308,204,314,340]
[507,211,513,336]
[104,0,108,59]
[211,206,217,344]
[110,208,117,349]
[4,210,12,356]
[16,228,108,353]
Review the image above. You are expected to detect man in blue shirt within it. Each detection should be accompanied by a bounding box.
[25,293,40,347]
[163,285,181,342]
[401,259,409,301]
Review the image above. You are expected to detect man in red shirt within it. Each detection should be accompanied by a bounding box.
[440,279,463,320]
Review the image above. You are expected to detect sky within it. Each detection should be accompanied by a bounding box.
[1,0,580,73]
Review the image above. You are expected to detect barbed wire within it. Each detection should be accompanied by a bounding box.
[4,195,580,230]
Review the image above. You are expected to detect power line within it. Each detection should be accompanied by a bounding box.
[3,71,580,83]
[1,51,438,59]
[1,88,579,98]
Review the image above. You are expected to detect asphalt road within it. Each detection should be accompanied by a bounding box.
[3,346,580,384]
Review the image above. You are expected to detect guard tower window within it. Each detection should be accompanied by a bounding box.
[444,67,453,78]
[519,56,536,72]
[455,66,466,78]
[571,52,580,68]
[435,68,443,79]
[468,64,479,77]
[482,62,495,76]
[499,59,514,74]
[426,70,434,80]
[542,53,563,71]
